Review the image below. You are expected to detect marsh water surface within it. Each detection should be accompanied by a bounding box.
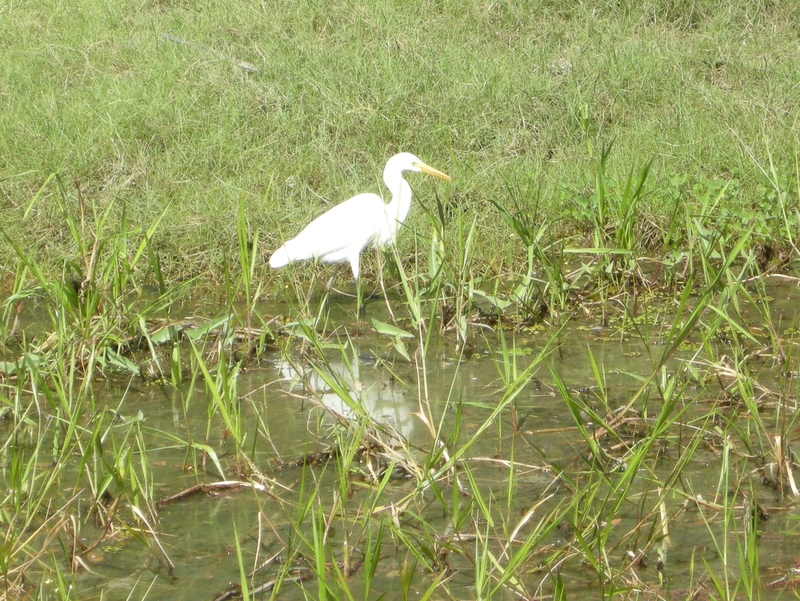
[7,279,800,600]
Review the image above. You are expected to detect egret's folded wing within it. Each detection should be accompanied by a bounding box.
[272,193,386,265]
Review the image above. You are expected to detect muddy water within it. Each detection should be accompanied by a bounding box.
[13,279,800,599]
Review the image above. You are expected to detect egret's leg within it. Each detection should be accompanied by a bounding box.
[321,266,341,313]
[349,255,364,336]
[358,280,366,315]
[325,272,336,293]
[349,277,366,337]
[376,247,397,325]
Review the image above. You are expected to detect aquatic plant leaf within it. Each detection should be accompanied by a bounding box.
[104,348,140,375]
[372,318,413,360]
[371,318,413,338]
[0,360,23,376]
[185,314,232,341]
[126,410,146,423]
[148,324,177,345]
[191,443,225,479]
[472,289,512,311]
[393,337,411,361]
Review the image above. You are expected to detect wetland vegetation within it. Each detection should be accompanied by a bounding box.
[3,0,800,599]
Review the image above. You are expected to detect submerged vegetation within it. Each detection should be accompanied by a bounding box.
[3,0,800,599]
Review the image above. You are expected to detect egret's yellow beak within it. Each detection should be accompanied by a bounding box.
[414,161,452,181]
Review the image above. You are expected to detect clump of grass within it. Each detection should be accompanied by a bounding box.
[3,0,800,287]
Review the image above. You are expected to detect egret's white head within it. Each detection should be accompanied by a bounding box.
[384,152,452,180]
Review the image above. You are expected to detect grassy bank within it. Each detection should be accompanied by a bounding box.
[2,0,799,292]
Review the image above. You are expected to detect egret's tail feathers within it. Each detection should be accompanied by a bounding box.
[268,246,290,268]
[270,240,315,268]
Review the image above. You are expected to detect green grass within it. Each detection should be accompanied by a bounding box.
[2,0,799,290]
[4,1,800,600]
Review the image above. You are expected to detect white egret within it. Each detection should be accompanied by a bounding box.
[269,152,451,286]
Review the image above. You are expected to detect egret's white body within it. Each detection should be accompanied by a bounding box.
[269,152,451,280]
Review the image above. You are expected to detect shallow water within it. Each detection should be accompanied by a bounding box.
[7,278,800,600]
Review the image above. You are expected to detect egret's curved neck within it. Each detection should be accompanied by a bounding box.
[384,168,412,233]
